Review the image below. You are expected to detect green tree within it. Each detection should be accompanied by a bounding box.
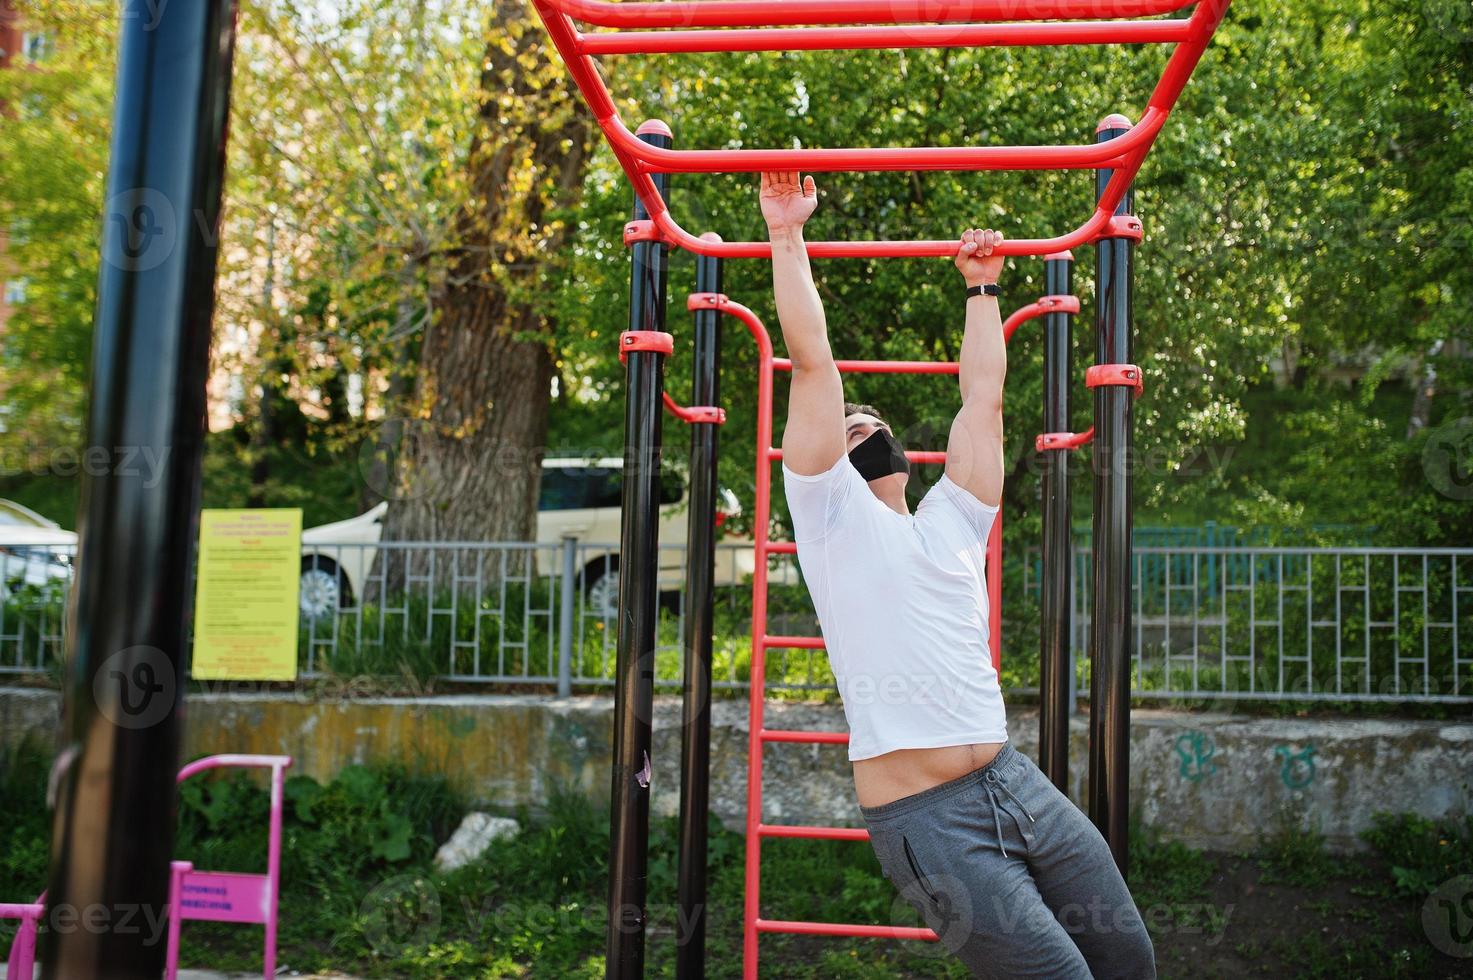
[0,1,114,467]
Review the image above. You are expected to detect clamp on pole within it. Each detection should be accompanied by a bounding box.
[1035,427,1095,452]
[624,219,663,246]
[620,330,726,423]
[687,291,726,310]
[619,330,675,363]
[1098,214,1143,242]
[1085,363,1144,398]
[1038,366,1141,447]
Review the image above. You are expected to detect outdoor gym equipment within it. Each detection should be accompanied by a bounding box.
[38,0,1228,975]
[527,0,1231,976]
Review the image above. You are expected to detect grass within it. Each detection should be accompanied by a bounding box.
[1257,819,1344,890]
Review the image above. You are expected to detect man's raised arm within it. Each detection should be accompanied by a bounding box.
[763,171,845,477]
[946,228,1008,508]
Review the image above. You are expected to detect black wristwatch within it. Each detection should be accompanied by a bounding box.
[965,282,1001,299]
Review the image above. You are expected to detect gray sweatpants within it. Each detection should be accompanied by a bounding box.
[859,742,1156,979]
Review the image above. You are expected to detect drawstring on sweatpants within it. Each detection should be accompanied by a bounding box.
[983,768,1036,859]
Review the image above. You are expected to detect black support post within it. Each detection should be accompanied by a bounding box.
[676,240,724,979]
[1088,115,1137,874]
[607,120,674,979]
[1039,251,1075,793]
[41,3,240,978]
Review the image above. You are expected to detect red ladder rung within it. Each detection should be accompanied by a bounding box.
[756,918,939,941]
[763,634,825,649]
[759,823,869,841]
[767,541,797,554]
[578,19,1196,56]
[771,357,958,375]
[543,0,1198,31]
[761,728,847,744]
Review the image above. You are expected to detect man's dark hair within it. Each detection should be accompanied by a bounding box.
[843,401,886,425]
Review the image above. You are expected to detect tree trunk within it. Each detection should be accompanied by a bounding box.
[379,0,590,589]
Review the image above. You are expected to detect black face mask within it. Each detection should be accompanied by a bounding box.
[848,427,910,481]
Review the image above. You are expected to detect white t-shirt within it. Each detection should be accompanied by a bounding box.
[782,454,1007,761]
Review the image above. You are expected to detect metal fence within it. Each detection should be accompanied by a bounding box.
[292,538,810,692]
[0,539,805,692]
[3,541,1469,704]
[1024,546,1473,704]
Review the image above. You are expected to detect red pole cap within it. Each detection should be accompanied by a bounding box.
[1096,112,1134,133]
[636,119,673,138]
[1043,250,1074,262]
[698,231,723,243]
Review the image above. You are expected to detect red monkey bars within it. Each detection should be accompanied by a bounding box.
[533,2,1232,976]
[531,0,1229,257]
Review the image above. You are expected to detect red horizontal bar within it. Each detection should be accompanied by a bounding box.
[546,0,1197,29]
[605,106,1164,174]
[531,0,1229,258]
[763,634,826,649]
[756,918,938,941]
[766,541,797,554]
[761,728,848,743]
[643,147,1145,256]
[772,357,958,374]
[759,823,870,841]
[578,19,1193,55]
[767,447,947,465]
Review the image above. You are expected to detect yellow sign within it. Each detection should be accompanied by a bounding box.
[192,509,302,681]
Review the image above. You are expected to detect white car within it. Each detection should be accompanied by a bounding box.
[298,457,784,619]
[0,499,76,599]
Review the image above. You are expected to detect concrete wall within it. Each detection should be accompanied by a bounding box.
[2,687,1469,853]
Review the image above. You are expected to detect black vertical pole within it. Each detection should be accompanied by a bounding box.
[676,237,723,979]
[1039,251,1074,793]
[41,4,239,978]
[608,119,673,979]
[1088,114,1137,874]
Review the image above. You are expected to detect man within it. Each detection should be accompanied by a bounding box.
[762,170,1156,979]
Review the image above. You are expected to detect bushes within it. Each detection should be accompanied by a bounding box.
[1361,812,1473,899]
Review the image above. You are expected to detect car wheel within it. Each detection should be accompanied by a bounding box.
[583,557,619,619]
[300,558,350,620]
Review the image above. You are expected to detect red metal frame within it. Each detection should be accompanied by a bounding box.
[544,2,1229,972]
[530,0,1229,257]
[687,288,1072,974]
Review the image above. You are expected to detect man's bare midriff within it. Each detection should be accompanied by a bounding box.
[853,741,1006,809]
